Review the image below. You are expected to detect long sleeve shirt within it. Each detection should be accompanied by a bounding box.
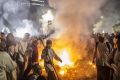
[0,51,17,80]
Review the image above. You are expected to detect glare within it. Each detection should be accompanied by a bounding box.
[59,49,73,67]
[88,61,93,65]
[102,30,105,33]
[88,61,96,69]
[59,70,65,75]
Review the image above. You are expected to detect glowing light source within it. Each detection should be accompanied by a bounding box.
[88,61,96,69]
[59,70,65,75]
[59,49,73,67]
[88,61,93,65]
[92,65,96,68]
[102,30,105,33]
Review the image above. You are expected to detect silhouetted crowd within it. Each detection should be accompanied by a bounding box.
[0,32,62,80]
[1,31,120,80]
[92,32,120,80]
[0,32,46,80]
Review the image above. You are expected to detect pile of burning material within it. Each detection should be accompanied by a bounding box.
[38,38,97,80]
[37,9,97,79]
[57,59,96,80]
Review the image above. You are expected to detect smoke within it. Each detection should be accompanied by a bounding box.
[49,0,107,58]
[94,0,120,33]
[0,0,41,36]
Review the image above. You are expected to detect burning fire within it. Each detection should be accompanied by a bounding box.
[59,70,65,75]
[88,61,96,69]
[38,38,96,79]
[57,49,74,76]
[58,49,74,67]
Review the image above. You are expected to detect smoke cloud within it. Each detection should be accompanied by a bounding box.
[49,0,107,58]
[94,0,120,33]
[0,0,30,31]
[0,0,40,36]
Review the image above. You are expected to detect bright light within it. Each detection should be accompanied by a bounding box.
[59,49,73,67]
[92,65,96,68]
[88,61,93,65]
[59,70,65,75]
[42,10,54,21]
[88,61,96,69]
[102,30,105,33]
[100,16,104,19]
[15,20,33,38]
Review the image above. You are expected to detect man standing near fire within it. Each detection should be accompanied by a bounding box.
[92,35,111,80]
[41,40,62,80]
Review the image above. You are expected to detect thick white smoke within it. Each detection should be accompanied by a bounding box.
[48,0,108,58]
[93,1,120,33]
[0,0,32,34]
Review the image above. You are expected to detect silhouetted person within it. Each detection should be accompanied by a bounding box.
[41,40,62,80]
[28,63,46,80]
[93,36,110,80]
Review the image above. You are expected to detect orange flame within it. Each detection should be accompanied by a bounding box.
[58,49,74,67]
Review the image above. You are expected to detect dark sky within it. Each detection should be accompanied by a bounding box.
[102,0,120,16]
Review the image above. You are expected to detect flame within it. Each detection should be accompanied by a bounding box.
[88,61,96,69]
[38,38,96,79]
[59,70,65,75]
[58,49,74,67]
[57,48,74,76]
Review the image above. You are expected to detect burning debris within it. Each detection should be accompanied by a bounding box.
[0,0,120,80]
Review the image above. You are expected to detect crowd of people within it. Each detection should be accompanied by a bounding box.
[1,30,120,80]
[92,32,120,80]
[0,32,62,80]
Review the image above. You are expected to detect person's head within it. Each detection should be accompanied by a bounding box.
[32,63,42,75]
[8,42,16,53]
[46,40,52,48]
[24,33,30,40]
[98,36,104,43]
[6,33,14,41]
[114,31,118,37]
[32,39,38,46]
[0,42,6,51]
[25,47,33,57]
[0,32,6,41]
